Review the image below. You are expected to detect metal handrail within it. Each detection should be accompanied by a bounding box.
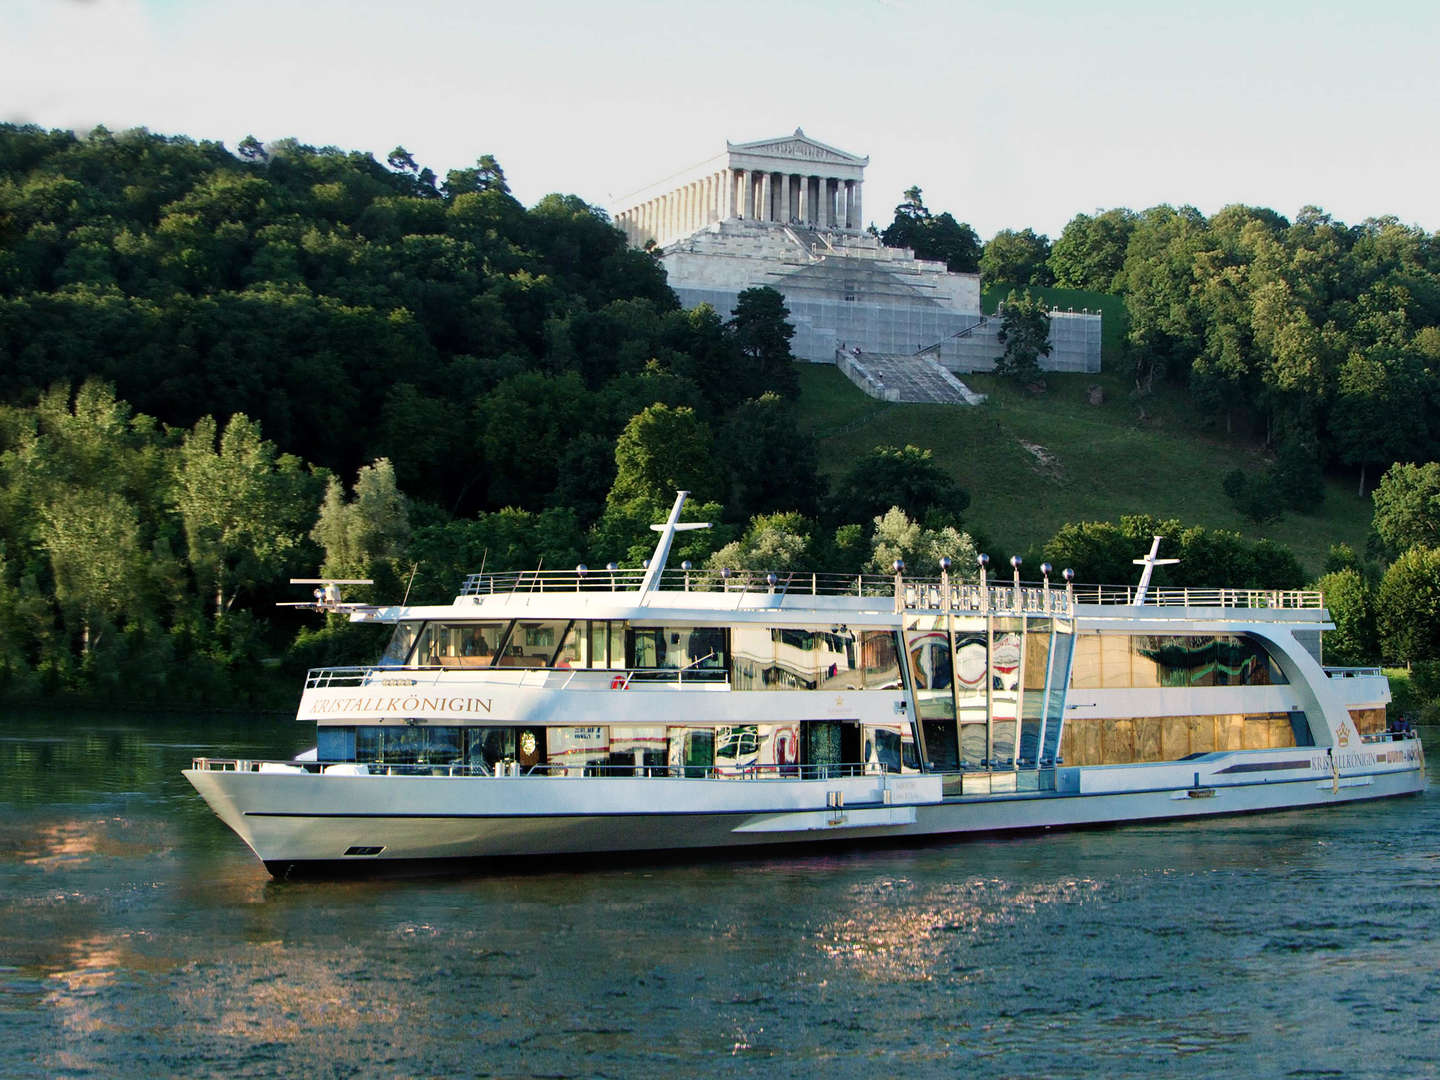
[189,757,897,780]
[303,664,730,690]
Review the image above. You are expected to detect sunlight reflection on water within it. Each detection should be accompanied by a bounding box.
[1,712,1436,1078]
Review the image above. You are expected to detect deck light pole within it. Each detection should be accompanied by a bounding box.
[1040,562,1052,611]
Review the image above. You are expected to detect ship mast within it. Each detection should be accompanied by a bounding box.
[638,491,711,603]
[1132,536,1178,605]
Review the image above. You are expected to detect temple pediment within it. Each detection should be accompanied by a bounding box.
[728,128,869,167]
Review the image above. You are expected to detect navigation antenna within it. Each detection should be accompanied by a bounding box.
[639,491,710,604]
[1132,536,1179,605]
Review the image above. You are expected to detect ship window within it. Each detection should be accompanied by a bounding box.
[731,625,862,690]
[466,727,515,770]
[354,725,466,766]
[667,727,714,777]
[610,726,666,772]
[499,620,573,667]
[548,726,609,774]
[414,622,511,668]
[378,621,423,666]
[715,724,761,771]
[628,626,728,680]
[861,630,901,689]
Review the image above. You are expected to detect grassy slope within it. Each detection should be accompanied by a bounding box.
[794,360,1373,576]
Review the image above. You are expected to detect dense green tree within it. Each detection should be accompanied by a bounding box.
[867,507,977,576]
[980,228,1053,287]
[704,512,815,574]
[606,403,720,511]
[880,187,982,273]
[173,414,319,616]
[1371,461,1440,554]
[1048,209,1136,292]
[714,392,823,521]
[1377,545,1440,664]
[311,458,411,595]
[1312,568,1377,665]
[828,445,966,525]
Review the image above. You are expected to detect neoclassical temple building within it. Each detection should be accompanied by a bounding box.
[614,130,869,248]
[612,130,1100,399]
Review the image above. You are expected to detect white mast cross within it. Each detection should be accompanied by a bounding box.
[1132,536,1179,605]
[639,491,711,603]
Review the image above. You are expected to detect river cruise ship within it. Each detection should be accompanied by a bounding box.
[186,494,1426,877]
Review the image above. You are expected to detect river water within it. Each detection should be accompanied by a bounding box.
[1,709,1436,1079]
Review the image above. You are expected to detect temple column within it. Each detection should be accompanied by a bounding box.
[849,180,862,230]
[736,170,749,219]
[816,177,828,228]
[798,175,810,224]
[760,172,772,222]
[721,169,734,219]
[780,174,792,223]
[836,181,847,232]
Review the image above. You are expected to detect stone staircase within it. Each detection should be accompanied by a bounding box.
[835,348,986,405]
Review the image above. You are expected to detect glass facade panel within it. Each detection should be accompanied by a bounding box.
[1040,623,1074,766]
[667,727,714,776]
[730,626,863,690]
[466,727,516,771]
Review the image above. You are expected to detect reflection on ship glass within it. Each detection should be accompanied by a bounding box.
[629,627,728,680]
[610,726,666,771]
[1060,711,1303,765]
[1069,633,1288,689]
[548,726,609,773]
[715,725,760,770]
[378,621,422,665]
[731,626,864,690]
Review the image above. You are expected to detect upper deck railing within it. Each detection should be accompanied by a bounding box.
[1071,585,1323,609]
[458,568,1323,616]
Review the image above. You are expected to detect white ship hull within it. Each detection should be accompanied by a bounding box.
[185,749,1426,875]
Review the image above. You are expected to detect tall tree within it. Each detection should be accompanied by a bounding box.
[726,287,799,400]
[172,413,318,617]
[994,290,1052,384]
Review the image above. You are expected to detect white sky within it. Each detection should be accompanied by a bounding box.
[4,0,1437,240]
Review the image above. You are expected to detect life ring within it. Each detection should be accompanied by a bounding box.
[610,674,629,690]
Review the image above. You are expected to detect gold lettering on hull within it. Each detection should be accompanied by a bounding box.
[306,695,494,716]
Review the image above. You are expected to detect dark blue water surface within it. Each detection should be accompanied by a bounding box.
[1,710,1436,1079]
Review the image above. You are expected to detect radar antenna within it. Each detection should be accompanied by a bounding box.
[1132,537,1178,605]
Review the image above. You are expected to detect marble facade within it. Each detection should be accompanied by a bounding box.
[613,129,867,249]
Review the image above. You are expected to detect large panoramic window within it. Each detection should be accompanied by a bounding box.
[1060,712,1303,765]
[1069,633,1288,690]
